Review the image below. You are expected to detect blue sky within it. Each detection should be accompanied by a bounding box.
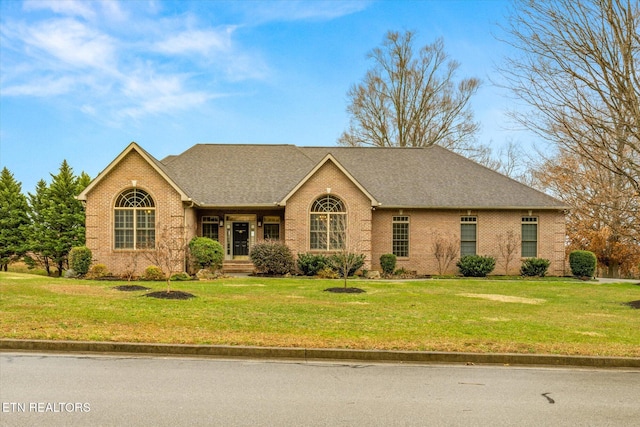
[0,0,527,194]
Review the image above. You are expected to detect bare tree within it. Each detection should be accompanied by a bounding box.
[497,231,520,275]
[431,232,459,275]
[498,0,640,200]
[144,223,187,293]
[339,30,481,153]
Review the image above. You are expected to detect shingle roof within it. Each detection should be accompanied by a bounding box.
[159,144,567,209]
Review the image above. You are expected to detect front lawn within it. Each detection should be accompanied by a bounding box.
[1,272,639,357]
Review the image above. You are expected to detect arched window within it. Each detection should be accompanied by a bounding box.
[310,195,346,250]
[114,188,155,249]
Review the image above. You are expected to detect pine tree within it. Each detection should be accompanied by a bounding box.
[0,168,30,271]
[27,179,52,275]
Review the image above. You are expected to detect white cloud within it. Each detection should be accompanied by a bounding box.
[23,0,96,20]
[19,18,116,71]
[153,27,235,56]
[243,0,371,23]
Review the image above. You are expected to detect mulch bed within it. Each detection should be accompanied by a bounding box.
[113,285,150,292]
[145,290,196,300]
[324,287,366,294]
[624,300,640,309]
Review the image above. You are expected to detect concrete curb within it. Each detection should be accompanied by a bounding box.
[2,339,639,368]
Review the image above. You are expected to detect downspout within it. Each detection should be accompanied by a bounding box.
[184,199,195,273]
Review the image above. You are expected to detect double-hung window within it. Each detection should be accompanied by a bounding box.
[521,217,538,257]
[202,216,219,241]
[460,216,477,256]
[392,216,409,257]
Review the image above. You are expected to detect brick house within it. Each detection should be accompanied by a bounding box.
[77,142,568,276]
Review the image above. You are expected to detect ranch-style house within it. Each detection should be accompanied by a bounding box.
[77,142,568,276]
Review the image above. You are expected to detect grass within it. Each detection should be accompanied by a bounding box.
[1,272,639,357]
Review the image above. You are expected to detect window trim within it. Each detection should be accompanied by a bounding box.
[114,188,155,250]
[521,216,538,258]
[309,195,346,251]
[202,216,220,241]
[392,216,410,258]
[460,216,477,256]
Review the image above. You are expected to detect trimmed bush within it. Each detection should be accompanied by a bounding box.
[297,253,328,276]
[143,265,165,281]
[316,266,339,279]
[380,254,397,275]
[86,264,109,279]
[520,258,551,277]
[170,272,192,281]
[69,246,92,276]
[456,255,496,277]
[250,241,295,275]
[189,237,224,271]
[569,250,597,278]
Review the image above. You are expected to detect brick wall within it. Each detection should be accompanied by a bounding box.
[284,160,373,268]
[371,209,566,276]
[84,150,189,276]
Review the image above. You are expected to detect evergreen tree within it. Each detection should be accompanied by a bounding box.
[0,168,30,271]
[43,160,87,276]
[27,179,52,275]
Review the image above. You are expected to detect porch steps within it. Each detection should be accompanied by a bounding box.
[222,261,255,274]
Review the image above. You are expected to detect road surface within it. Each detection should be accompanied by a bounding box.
[1,352,639,426]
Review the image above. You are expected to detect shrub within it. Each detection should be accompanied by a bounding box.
[380,254,397,275]
[456,255,496,277]
[297,253,328,276]
[327,252,366,278]
[569,250,597,278]
[189,237,224,271]
[170,272,192,281]
[86,264,109,279]
[520,258,551,277]
[143,265,165,281]
[250,241,295,275]
[316,266,340,279]
[69,246,92,276]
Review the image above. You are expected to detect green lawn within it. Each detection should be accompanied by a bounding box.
[1,272,639,357]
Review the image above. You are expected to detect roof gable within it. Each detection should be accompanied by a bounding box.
[279,154,379,206]
[77,142,190,202]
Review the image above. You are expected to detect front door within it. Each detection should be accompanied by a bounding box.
[232,222,249,257]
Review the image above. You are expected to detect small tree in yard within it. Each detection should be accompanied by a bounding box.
[497,231,520,275]
[432,232,458,275]
[144,224,187,293]
[327,250,366,289]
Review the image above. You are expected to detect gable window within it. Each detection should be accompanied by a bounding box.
[114,188,155,249]
[460,216,477,256]
[263,216,280,240]
[521,217,538,257]
[310,195,346,250]
[202,216,219,241]
[392,216,409,257]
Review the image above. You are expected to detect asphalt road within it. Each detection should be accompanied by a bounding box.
[1,352,639,426]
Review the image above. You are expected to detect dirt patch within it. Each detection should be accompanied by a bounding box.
[113,285,150,292]
[624,300,640,309]
[145,291,196,300]
[458,293,545,305]
[324,287,366,294]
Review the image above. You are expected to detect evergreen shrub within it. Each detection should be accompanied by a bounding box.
[569,250,597,278]
[297,253,328,276]
[380,254,397,275]
[69,246,92,276]
[189,237,224,271]
[520,258,551,277]
[143,265,165,281]
[456,255,496,277]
